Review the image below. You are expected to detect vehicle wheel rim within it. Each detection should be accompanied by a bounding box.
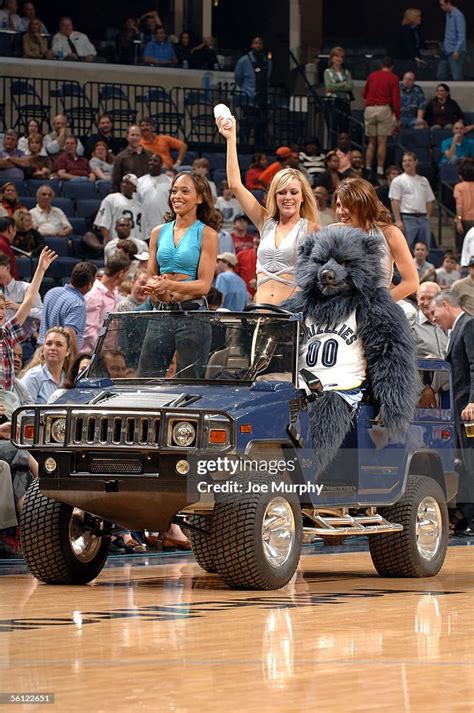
[261,497,295,568]
[416,496,442,561]
[69,509,103,563]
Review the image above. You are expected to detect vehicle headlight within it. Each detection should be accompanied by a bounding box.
[51,417,66,443]
[20,416,35,445]
[172,421,196,447]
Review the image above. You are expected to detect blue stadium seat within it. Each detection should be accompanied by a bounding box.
[46,257,80,280]
[62,182,98,201]
[69,217,88,234]
[202,152,226,170]
[96,181,112,199]
[213,169,227,187]
[439,165,460,184]
[19,196,36,209]
[44,236,71,257]
[182,151,198,165]
[52,197,75,218]
[26,179,61,196]
[16,257,37,280]
[239,154,254,172]
[430,129,452,147]
[399,128,431,148]
[250,189,265,205]
[428,249,444,268]
[69,235,84,258]
[76,199,101,219]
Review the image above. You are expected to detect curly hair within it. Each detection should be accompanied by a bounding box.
[164,172,220,230]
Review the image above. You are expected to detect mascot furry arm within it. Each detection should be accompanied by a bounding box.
[284,226,419,472]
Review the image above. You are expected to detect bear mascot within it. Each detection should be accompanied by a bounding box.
[284,225,419,477]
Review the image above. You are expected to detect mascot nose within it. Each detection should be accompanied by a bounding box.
[320,269,337,284]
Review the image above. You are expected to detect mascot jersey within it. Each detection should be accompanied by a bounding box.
[299,311,367,391]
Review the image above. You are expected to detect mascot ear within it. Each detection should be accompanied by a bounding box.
[298,236,315,260]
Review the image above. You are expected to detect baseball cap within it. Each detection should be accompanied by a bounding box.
[217,252,238,266]
[122,173,138,187]
[276,146,293,159]
[135,251,150,261]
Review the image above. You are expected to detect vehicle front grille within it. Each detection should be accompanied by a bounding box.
[89,458,143,475]
[71,413,160,447]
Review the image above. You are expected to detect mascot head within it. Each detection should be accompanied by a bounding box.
[297,226,384,301]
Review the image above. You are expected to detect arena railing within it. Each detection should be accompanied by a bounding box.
[1,75,326,151]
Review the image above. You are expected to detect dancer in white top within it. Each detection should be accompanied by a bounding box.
[333,177,419,301]
[216,115,319,304]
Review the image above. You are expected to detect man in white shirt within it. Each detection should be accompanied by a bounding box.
[136,155,171,242]
[29,185,73,237]
[389,151,435,248]
[20,1,48,33]
[0,0,22,31]
[51,16,96,62]
[94,174,142,244]
[103,218,149,262]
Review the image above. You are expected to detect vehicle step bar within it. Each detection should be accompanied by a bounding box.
[302,512,403,538]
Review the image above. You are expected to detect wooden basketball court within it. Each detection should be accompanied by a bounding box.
[0,541,473,713]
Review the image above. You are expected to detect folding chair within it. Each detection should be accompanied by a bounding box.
[98,85,137,131]
[50,82,97,136]
[10,80,51,132]
[136,87,184,137]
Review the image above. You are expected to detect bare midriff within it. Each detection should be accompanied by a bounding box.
[255,275,297,305]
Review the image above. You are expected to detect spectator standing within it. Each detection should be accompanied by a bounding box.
[83,256,130,352]
[436,251,461,288]
[138,118,187,170]
[363,56,400,179]
[29,185,73,237]
[0,217,19,279]
[116,17,140,65]
[0,247,56,392]
[52,16,97,62]
[438,0,466,81]
[136,155,171,241]
[89,141,114,181]
[313,185,336,228]
[22,18,53,59]
[298,139,326,183]
[95,174,142,244]
[215,253,249,311]
[54,136,95,182]
[423,84,463,128]
[460,227,474,269]
[440,120,474,166]
[43,115,85,158]
[397,8,425,69]
[103,218,148,262]
[234,36,272,146]
[314,151,342,196]
[400,72,427,129]
[451,257,474,315]
[454,159,474,249]
[39,262,97,354]
[0,131,28,181]
[215,182,243,230]
[230,214,254,253]
[111,126,152,192]
[86,114,121,159]
[143,26,178,66]
[431,290,474,533]
[413,240,435,282]
[258,147,298,191]
[323,46,354,134]
[20,2,47,32]
[389,151,435,247]
[413,282,448,358]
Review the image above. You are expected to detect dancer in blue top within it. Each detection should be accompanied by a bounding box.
[139,172,218,378]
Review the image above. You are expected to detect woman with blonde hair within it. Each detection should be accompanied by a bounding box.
[20,327,72,404]
[398,8,425,68]
[333,177,419,300]
[216,115,319,304]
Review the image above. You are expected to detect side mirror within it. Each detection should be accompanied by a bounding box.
[298,368,324,401]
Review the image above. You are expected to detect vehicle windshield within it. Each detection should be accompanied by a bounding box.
[86,311,299,384]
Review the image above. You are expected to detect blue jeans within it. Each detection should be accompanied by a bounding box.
[401,215,432,249]
[437,52,465,81]
[138,313,212,378]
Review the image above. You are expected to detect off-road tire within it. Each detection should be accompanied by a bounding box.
[369,475,448,577]
[210,472,302,590]
[20,480,110,584]
[188,514,216,573]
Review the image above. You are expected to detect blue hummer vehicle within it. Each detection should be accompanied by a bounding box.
[13,308,458,590]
